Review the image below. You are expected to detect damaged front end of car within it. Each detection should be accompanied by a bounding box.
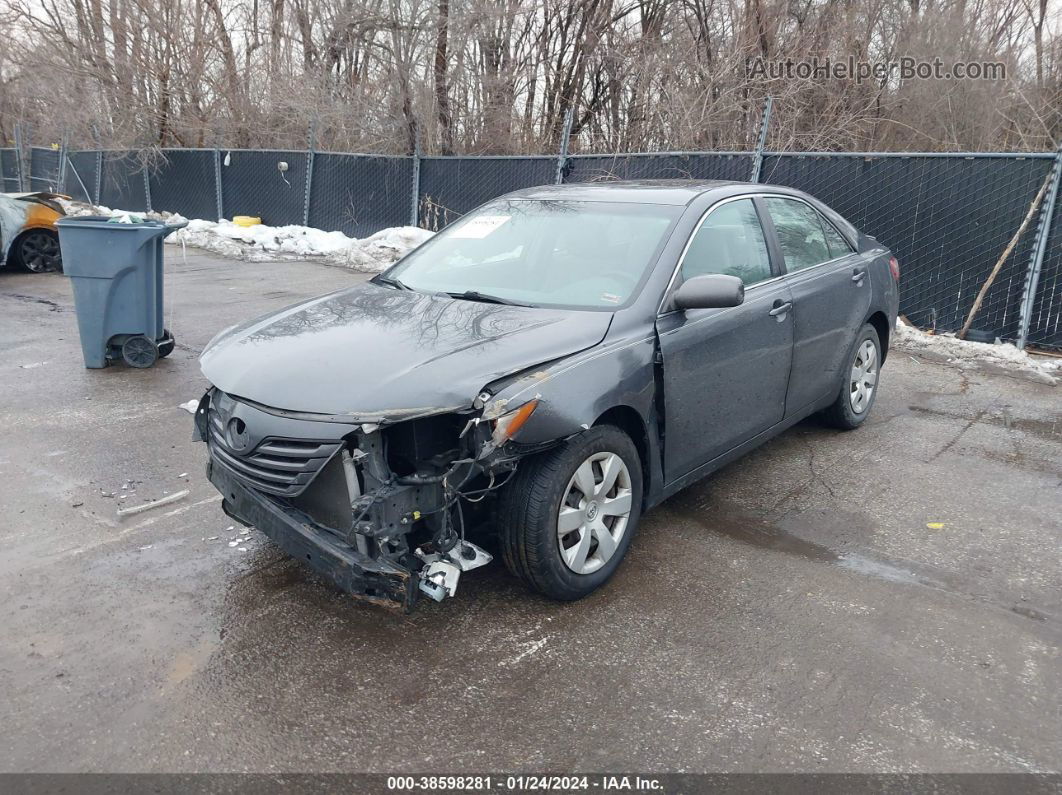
[194,387,543,611]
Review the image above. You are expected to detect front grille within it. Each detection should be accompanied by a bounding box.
[207,400,342,498]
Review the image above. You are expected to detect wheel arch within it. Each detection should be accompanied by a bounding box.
[593,404,651,507]
[865,310,890,363]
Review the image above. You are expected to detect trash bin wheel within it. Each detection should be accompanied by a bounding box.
[158,329,175,359]
[121,335,159,368]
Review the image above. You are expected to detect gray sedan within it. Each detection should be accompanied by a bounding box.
[195,180,899,609]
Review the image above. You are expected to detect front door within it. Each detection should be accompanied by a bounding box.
[656,197,795,482]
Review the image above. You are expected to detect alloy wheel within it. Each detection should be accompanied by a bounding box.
[557,451,633,575]
[19,232,62,273]
[849,339,878,414]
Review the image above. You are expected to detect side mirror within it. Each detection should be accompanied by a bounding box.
[672,274,745,310]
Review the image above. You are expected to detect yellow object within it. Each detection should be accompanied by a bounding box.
[926,522,945,530]
[233,215,261,227]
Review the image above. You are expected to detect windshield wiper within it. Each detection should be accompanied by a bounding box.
[374,275,411,290]
[443,290,534,307]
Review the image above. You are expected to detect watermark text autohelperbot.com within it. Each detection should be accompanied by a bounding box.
[749,56,1006,83]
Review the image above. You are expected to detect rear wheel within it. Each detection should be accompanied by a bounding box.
[820,323,881,430]
[157,329,175,358]
[16,230,62,273]
[121,335,159,368]
[495,425,642,600]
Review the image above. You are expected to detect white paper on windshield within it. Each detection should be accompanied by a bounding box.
[450,215,511,238]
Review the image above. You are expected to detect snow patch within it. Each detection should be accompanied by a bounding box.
[59,200,433,272]
[894,317,1060,384]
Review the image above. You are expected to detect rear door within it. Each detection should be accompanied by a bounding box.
[762,197,872,415]
[656,197,794,482]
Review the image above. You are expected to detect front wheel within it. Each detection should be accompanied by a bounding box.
[495,425,642,601]
[820,322,882,430]
[16,230,62,273]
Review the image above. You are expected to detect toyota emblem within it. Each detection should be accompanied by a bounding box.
[226,417,250,451]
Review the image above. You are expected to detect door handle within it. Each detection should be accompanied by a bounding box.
[769,301,792,317]
[852,269,867,282]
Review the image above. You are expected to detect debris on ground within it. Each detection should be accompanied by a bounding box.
[178,400,199,414]
[59,200,433,272]
[894,318,1061,385]
[116,488,190,518]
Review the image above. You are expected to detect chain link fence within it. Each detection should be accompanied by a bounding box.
[1,148,22,191]
[1027,199,1062,350]
[28,147,61,191]
[148,149,218,221]
[417,156,557,230]
[567,152,754,183]
[308,153,412,237]
[11,137,1062,352]
[760,153,1054,342]
[219,149,307,226]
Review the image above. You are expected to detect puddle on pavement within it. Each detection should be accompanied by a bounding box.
[2,292,64,312]
[688,505,937,589]
[906,403,1062,441]
[667,495,1052,623]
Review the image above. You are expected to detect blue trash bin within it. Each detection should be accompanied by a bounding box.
[56,216,187,368]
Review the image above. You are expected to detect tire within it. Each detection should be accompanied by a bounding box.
[820,322,881,430]
[121,335,159,368]
[15,230,63,273]
[157,329,175,358]
[495,425,643,601]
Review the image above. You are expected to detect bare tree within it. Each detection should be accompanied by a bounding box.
[1,0,1058,153]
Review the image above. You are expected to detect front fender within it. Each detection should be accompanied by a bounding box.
[485,332,657,445]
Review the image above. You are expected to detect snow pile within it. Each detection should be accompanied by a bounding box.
[58,199,433,272]
[170,218,433,270]
[894,317,1061,385]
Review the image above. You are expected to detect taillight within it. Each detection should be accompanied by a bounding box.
[888,256,900,282]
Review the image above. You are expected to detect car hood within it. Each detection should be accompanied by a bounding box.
[200,281,612,420]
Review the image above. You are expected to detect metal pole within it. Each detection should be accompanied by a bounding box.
[750,96,774,183]
[1017,142,1062,349]
[91,125,103,205]
[213,147,224,221]
[409,124,421,227]
[94,151,103,205]
[142,162,153,213]
[58,131,69,193]
[68,160,92,204]
[303,118,317,227]
[13,122,25,191]
[555,108,574,185]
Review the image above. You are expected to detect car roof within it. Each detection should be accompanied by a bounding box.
[500,179,807,206]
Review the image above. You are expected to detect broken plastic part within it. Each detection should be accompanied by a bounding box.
[416,539,492,579]
[490,399,539,446]
[447,540,493,572]
[419,560,461,601]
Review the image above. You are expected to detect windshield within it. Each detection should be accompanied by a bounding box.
[384,199,681,309]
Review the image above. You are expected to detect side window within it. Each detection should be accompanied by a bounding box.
[764,198,831,272]
[681,199,772,286]
[819,214,854,258]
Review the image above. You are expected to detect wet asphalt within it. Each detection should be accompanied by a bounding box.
[1,251,1060,773]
